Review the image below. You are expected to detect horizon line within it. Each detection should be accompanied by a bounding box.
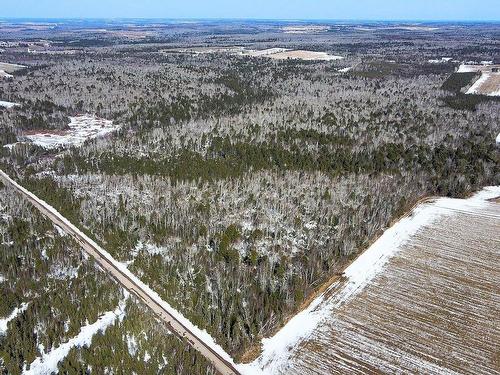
[1,17,500,23]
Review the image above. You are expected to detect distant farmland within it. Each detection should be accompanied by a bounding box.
[458,64,500,96]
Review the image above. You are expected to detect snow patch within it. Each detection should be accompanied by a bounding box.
[0,71,13,79]
[304,221,317,230]
[126,334,138,357]
[21,115,120,150]
[457,64,481,73]
[48,265,79,280]
[54,224,67,237]
[0,100,19,109]
[0,303,29,335]
[40,248,49,261]
[428,57,452,64]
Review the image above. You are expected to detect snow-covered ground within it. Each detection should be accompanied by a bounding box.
[241,47,343,61]
[241,186,500,375]
[243,48,288,57]
[168,46,343,61]
[8,115,120,150]
[263,50,343,61]
[0,71,13,79]
[428,57,453,64]
[126,334,139,356]
[48,264,79,280]
[23,297,127,375]
[457,64,482,73]
[0,303,29,336]
[0,100,19,109]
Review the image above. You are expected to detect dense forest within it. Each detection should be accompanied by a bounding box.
[1,20,499,373]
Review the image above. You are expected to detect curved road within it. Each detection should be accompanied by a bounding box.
[0,169,241,375]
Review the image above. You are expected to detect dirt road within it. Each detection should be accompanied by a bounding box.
[0,169,241,375]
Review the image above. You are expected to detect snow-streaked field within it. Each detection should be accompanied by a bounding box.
[165,47,344,61]
[0,62,26,72]
[0,100,19,109]
[466,72,500,96]
[244,48,288,57]
[263,50,343,61]
[17,115,120,150]
[0,62,26,79]
[242,187,500,375]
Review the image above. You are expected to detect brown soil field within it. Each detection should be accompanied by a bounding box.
[475,73,500,96]
[278,195,500,374]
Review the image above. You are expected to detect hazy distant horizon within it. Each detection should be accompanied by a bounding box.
[1,17,499,24]
[2,0,500,22]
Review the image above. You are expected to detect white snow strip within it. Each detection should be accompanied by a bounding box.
[242,186,500,375]
[0,100,19,109]
[338,67,352,73]
[466,73,491,95]
[0,303,29,335]
[0,274,5,283]
[496,133,500,145]
[0,170,237,370]
[23,299,126,375]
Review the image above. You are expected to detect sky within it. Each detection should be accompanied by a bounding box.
[2,0,500,21]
